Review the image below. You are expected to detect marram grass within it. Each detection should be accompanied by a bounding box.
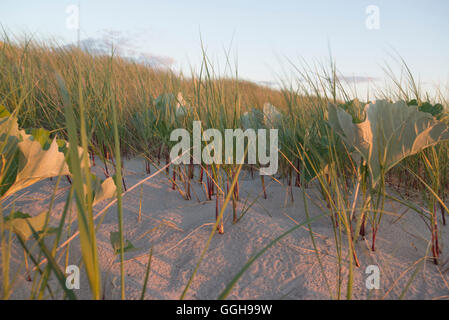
[0,33,448,300]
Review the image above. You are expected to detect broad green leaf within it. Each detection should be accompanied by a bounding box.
[175,92,188,119]
[0,115,29,155]
[92,176,117,206]
[0,105,11,118]
[263,102,282,127]
[154,93,178,124]
[3,211,31,222]
[240,108,264,130]
[407,100,444,117]
[4,211,48,240]
[26,128,51,149]
[56,138,66,150]
[0,111,115,205]
[328,100,449,185]
[419,102,443,117]
[109,231,138,255]
[0,113,71,199]
[338,99,367,123]
[0,152,19,197]
[3,137,70,197]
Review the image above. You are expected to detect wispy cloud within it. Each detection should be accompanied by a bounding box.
[257,80,278,88]
[65,29,175,68]
[338,75,379,84]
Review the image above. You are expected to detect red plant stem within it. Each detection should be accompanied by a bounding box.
[359,216,366,238]
[440,202,446,226]
[121,160,127,191]
[103,143,108,159]
[90,150,96,166]
[295,161,301,188]
[147,143,152,172]
[208,179,211,200]
[289,168,294,202]
[102,143,110,177]
[216,193,224,234]
[210,166,215,196]
[432,204,440,264]
[145,160,151,174]
[122,177,127,191]
[185,165,191,200]
[231,181,237,223]
[215,194,218,226]
[199,167,203,183]
[261,175,267,199]
[172,167,176,190]
[372,226,377,252]
[189,163,194,180]
[186,177,191,200]
[206,165,212,200]
[432,228,439,265]
[165,151,170,174]
[234,172,239,201]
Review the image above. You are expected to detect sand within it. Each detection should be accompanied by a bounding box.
[3,157,449,300]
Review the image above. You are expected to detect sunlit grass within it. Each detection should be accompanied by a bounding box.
[0,32,448,300]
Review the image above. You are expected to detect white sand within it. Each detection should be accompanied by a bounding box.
[3,157,449,300]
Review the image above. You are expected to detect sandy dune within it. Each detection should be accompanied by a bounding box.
[4,157,449,300]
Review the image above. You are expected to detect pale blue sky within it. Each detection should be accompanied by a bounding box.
[1,0,448,96]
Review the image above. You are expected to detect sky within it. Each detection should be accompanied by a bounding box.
[1,0,448,97]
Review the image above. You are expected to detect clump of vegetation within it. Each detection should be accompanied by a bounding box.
[1,32,448,300]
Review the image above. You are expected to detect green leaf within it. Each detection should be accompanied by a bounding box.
[0,113,70,199]
[3,211,31,222]
[4,211,48,240]
[154,93,177,124]
[407,99,418,106]
[419,102,443,117]
[3,137,70,197]
[240,108,264,130]
[0,105,10,118]
[328,100,449,186]
[109,231,138,255]
[0,152,19,197]
[92,176,117,206]
[26,128,51,149]
[263,102,282,127]
[338,99,367,123]
[56,138,67,149]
